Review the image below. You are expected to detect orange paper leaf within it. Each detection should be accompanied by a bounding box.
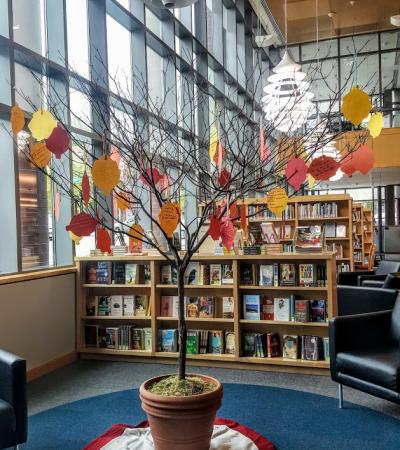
[341,145,374,176]
[341,86,372,127]
[28,109,57,140]
[68,231,82,244]
[116,191,130,211]
[266,187,288,217]
[10,104,25,135]
[92,155,120,196]
[129,223,144,245]
[30,142,51,168]
[159,202,180,238]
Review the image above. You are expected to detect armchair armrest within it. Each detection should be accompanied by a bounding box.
[337,270,374,286]
[329,310,393,357]
[358,274,387,286]
[0,350,27,442]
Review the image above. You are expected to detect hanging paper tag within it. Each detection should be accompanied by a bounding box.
[266,187,288,217]
[92,155,120,196]
[159,202,180,238]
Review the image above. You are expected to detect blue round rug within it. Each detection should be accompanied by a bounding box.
[26,384,400,450]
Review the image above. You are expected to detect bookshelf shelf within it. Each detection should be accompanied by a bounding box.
[157,317,234,323]
[239,356,329,368]
[82,284,151,288]
[156,284,234,290]
[82,316,151,320]
[240,319,328,327]
[154,352,236,361]
[239,285,328,291]
[79,348,152,357]
[297,216,350,221]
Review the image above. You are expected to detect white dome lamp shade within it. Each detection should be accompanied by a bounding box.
[144,0,198,8]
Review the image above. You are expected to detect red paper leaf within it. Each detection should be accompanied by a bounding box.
[65,212,97,237]
[341,145,374,176]
[229,203,239,220]
[240,205,247,235]
[285,157,308,191]
[45,125,69,159]
[260,127,270,162]
[218,168,231,189]
[308,156,339,181]
[82,170,90,205]
[140,166,164,187]
[96,226,111,254]
[220,219,235,251]
[213,141,225,169]
[208,215,221,241]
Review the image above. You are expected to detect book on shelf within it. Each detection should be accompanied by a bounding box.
[254,333,267,357]
[134,295,149,317]
[84,325,98,347]
[335,224,347,238]
[294,226,324,253]
[132,328,144,350]
[98,296,111,316]
[186,297,199,318]
[123,295,135,316]
[221,264,234,284]
[198,297,215,318]
[240,263,257,285]
[337,262,350,273]
[85,262,98,284]
[267,333,281,357]
[242,333,256,356]
[208,330,224,354]
[282,335,299,359]
[323,337,330,361]
[110,295,123,317]
[222,297,234,318]
[186,330,200,354]
[158,329,178,352]
[117,326,130,350]
[210,264,222,285]
[143,265,151,285]
[324,223,336,238]
[274,297,290,321]
[273,263,279,286]
[279,263,296,286]
[96,262,112,284]
[298,263,315,287]
[295,300,309,323]
[199,264,210,285]
[261,222,279,243]
[86,296,97,316]
[243,295,261,320]
[199,330,209,354]
[225,331,235,355]
[105,327,119,349]
[301,335,320,361]
[125,264,138,285]
[298,201,338,218]
[98,327,107,348]
[261,296,274,320]
[112,262,126,284]
[185,262,200,285]
[259,264,274,286]
[160,295,179,317]
[160,265,177,285]
[310,300,326,322]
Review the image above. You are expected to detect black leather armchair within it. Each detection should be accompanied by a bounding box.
[361,272,400,289]
[0,350,27,450]
[329,295,400,407]
[337,260,400,286]
[337,286,398,316]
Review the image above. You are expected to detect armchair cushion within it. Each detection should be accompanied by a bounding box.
[357,274,387,286]
[375,260,400,275]
[361,280,385,288]
[0,399,15,436]
[336,347,400,392]
[337,286,398,316]
[337,270,374,286]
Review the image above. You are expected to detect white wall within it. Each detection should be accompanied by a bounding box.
[0,273,76,371]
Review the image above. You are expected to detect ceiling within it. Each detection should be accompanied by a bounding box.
[266,0,400,44]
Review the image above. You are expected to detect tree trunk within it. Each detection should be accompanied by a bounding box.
[177,266,187,380]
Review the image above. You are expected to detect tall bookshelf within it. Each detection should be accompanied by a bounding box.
[76,253,337,375]
[352,203,364,267]
[363,208,374,267]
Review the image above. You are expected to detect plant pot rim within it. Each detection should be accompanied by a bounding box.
[139,373,222,402]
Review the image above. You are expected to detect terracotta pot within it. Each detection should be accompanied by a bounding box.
[139,373,223,450]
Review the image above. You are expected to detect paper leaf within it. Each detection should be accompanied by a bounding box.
[10,104,25,135]
[30,142,51,168]
[260,127,270,162]
[285,157,308,191]
[140,167,163,187]
[229,202,239,220]
[159,202,180,238]
[116,191,130,211]
[92,155,120,196]
[308,155,340,180]
[218,168,231,189]
[65,212,97,236]
[214,141,224,169]
[54,191,60,223]
[68,231,82,245]
[81,171,90,205]
[367,112,384,138]
[220,219,235,251]
[341,145,374,176]
[307,174,315,189]
[45,125,69,159]
[208,215,221,241]
[341,86,372,127]
[266,187,288,217]
[129,223,144,245]
[240,205,247,235]
[28,109,57,141]
[96,227,111,254]
[209,124,218,161]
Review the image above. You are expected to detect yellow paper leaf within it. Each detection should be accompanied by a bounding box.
[209,124,218,161]
[68,231,82,245]
[92,155,120,196]
[159,202,180,237]
[129,223,144,245]
[116,191,130,211]
[367,112,384,138]
[341,86,372,127]
[10,104,25,134]
[28,109,57,140]
[307,174,315,189]
[30,142,51,168]
[266,187,288,217]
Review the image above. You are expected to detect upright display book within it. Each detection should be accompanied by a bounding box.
[161,265,174,284]
[199,330,209,354]
[210,264,222,285]
[261,222,279,243]
[98,296,111,316]
[186,297,199,318]
[123,295,135,316]
[299,264,315,287]
[208,330,224,354]
[185,262,200,285]
[243,295,261,320]
[266,333,281,357]
[294,226,323,253]
[125,264,138,285]
[86,296,97,316]
[134,295,149,316]
[259,264,273,286]
[86,263,97,284]
[84,325,98,347]
[242,333,256,356]
[274,297,290,321]
[225,331,235,355]
[132,328,144,350]
[323,337,330,361]
[112,262,126,284]
[96,262,112,284]
[283,335,299,359]
[336,224,346,238]
[158,329,178,352]
[110,295,123,317]
[280,264,296,286]
[105,327,118,349]
[261,297,274,320]
[222,297,234,318]
[310,300,326,322]
[160,296,173,317]
[186,330,200,354]
[198,297,214,318]
[295,300,310,323]
[301,335,320,361]
[221,264,234,284]
[143,328,152,351]
[199,264,210,285]
[240,263,255,285]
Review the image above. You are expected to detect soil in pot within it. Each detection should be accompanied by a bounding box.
[140,374,223,450]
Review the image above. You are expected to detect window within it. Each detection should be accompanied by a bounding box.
[147,46,164,110]
[66,0,89,78]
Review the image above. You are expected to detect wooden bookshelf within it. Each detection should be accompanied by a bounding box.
[351,204,375,270]
[363,208,374,268]
[76,253,337,375]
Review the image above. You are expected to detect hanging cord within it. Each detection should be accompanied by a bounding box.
[284,0,288,49]
[315,0,320,123]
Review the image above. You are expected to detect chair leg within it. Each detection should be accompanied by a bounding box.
[14,446,20,450]
[338,383,343,409]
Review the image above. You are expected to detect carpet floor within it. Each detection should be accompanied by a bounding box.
[26,384,400,450]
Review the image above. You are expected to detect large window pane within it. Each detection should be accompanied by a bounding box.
[340,54,379,95]
[0,0,8,37]
[147,46,163,109]
[381,31,400,50]
[340,34,378,56]
[66,0,89,78]
[381,52,400,91]
[13,0,44,55]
